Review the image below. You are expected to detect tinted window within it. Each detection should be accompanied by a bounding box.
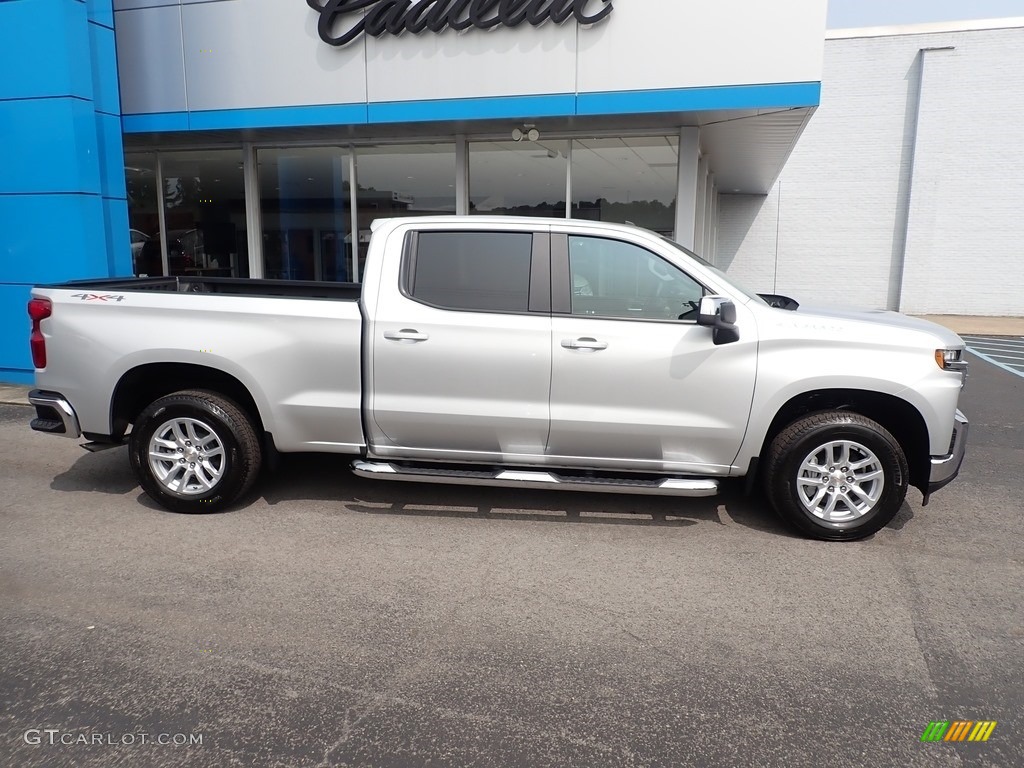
[410,232,533,312]
[568,236,705,321]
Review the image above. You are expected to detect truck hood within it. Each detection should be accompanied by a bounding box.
[793,304,964,348]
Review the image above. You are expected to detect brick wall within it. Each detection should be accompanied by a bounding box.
[718,25,1024,316]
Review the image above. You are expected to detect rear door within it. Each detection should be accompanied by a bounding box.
[546,232,758,474]
[368,226,552,463]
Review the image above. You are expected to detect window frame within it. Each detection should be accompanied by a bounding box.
[399,229,551,316]
[550,233,710,324]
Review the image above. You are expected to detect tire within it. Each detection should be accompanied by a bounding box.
[764,411,908,541]
[129,389,262,513]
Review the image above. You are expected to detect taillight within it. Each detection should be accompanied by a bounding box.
[28,297,52,369]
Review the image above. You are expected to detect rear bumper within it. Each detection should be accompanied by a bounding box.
[927,409,968,497]
[28,390,81,438]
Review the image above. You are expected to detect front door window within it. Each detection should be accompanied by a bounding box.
[568,236,705,322]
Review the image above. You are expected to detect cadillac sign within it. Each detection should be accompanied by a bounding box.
[307,0,615,47]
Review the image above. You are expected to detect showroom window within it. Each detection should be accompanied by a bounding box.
[160,149,248,277]
[124,153,159,276]
[258,147,351,281]
[469,140,569,217]
[571,137,679,236]
[352,144,456,280]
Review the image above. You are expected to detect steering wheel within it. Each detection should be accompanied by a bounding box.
[647,258,676,296]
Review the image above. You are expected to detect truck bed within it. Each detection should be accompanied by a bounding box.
[46,276,362,301]
[34,275,366,453]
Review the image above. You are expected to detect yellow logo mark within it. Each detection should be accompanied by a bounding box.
[922,720,997,742]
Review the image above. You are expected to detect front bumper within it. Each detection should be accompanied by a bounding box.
[28,390,82,438]
[926,409,969,499]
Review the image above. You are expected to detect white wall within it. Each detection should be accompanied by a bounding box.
[114,0,826,114]
[718,23,1024,316]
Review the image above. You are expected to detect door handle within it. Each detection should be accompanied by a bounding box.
[383,329,429,343]
[561,337,608,351]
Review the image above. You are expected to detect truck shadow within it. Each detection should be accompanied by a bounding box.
[49,445,138,495]
[50,449,913,539]
[258,453,799,538]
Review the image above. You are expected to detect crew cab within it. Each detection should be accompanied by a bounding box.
[27,216,969,540]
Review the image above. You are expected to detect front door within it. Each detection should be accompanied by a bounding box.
[369,228,552,464]
[547,233,757,474]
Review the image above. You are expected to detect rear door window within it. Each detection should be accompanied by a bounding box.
[407,231,534,313]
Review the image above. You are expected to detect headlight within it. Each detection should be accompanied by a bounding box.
[935,348,967,371]
[935,349,968,389]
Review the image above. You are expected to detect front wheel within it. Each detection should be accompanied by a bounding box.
[764,411,908,541]
[129,390,262,513]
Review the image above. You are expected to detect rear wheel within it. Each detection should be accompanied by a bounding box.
[129,389,261,513]
[764,411,908,541]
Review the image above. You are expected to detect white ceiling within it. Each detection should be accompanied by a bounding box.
[701,108,816,193]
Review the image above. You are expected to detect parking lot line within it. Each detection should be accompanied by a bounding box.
[963,342,1024,351]
[965,348,1024,378]
[962,336,1024,377]
[962,344,1024,354]
[970,352,1024,360]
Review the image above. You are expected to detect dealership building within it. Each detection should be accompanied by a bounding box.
[1,1,1021,384]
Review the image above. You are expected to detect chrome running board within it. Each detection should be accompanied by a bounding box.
[351,461,719,497]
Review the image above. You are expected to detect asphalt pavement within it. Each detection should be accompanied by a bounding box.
[1,355,1021,767]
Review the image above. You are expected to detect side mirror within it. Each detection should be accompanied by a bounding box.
[697,296,740,345]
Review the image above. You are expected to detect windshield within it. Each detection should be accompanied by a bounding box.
[658,235,768,306]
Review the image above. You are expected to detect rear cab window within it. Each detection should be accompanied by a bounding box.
[403,231,542,313]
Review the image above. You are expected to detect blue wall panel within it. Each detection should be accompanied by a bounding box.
[124,83,823,134]
[0,0,92,101]
[0,0,128,383]
[86,0,115,30]
[95,111,128,199]
[89,21,121,116]
[576,82,823,116]
[0,194,109,284]
[102,196,133,277]
[0,98,103,195]
[0,283,34,383]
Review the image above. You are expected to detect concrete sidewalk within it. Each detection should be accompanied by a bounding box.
[0,385,30,406]
[914,315,1024,335]
[1,316,1020,404]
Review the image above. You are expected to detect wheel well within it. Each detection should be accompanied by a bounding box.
[760,389,931,493]
[110,363,265,441]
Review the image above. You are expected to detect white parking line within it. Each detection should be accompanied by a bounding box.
[958,344,1024,354]
[962,341,1024,350]
[966,349,1024,378]
[958,336,1024,377]
[962,352,1024,360]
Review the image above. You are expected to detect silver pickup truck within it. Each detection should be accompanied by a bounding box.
[27,216,969,541]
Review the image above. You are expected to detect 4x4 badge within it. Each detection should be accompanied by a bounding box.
[70,294,125,302]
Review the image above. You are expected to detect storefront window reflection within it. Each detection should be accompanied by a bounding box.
[469,140,568,217]
[258,147,351,281]
[571,137,678,236]
[124,153,159,276]
[159,149,248,277]
[352,144,456,280]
